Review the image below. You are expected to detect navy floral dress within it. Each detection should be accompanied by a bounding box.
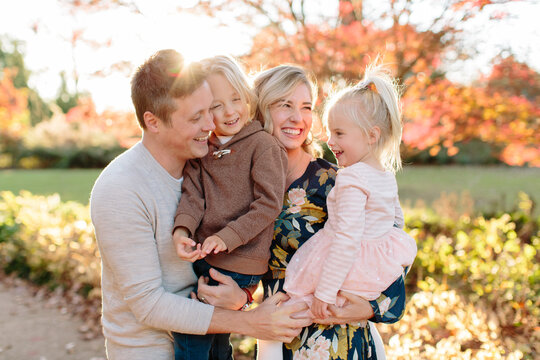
[262,158,408,360]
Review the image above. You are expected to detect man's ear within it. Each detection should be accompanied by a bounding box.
[369,126,381,145]
[143,111,159,133]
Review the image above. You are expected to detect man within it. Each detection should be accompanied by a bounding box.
[90,49,309,359]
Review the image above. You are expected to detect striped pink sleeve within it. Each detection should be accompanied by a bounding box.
[314,168,369,304]
[394,196,404,228]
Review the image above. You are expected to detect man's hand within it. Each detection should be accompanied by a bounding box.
[312,291,374,325]
[172,227,201,262]
[208,292,312,343]
[202,235,227,255]
[245,292,312,342]
[311,297,330,319]
[195,268,247,310]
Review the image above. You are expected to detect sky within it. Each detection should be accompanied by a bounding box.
[0,0,539,112]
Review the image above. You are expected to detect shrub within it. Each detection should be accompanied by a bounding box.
[0,191,101,297]
[17,114,124,168]
[405,192,539,329]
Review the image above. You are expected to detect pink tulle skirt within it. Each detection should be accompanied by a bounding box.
[284,227,417,303]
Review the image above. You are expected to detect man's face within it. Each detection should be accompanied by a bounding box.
[162,81,215,161]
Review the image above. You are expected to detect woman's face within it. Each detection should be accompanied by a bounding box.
[269,83,313,152]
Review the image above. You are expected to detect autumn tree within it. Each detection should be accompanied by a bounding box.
[403,57,540,166]
[0,38,52,125]
[0,68,30,167]
[484,55,540,101]
[56,0,540,166]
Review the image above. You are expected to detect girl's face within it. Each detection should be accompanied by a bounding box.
[269,83,313,152]
[207,73,249,137]
[326,108,373,168]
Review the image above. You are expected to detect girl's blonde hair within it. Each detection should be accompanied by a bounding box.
[253,64,320,154]
[323,63,403,173]
[200,55,258,125]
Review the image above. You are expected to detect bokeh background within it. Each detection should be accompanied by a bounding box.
[0,1,538,359]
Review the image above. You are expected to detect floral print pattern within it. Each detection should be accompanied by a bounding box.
[263,158,409,360]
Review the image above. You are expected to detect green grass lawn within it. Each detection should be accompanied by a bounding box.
[396,165,540,215]
[0,169,102,204]
[1,166,539,214]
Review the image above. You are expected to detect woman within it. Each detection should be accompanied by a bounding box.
[197,65,408,359]
[253,65,407,360]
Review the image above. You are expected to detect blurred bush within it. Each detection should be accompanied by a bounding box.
[0,191,101,297]
[406,191,538,316]
[405,139,503,165]
[16,114,124,168]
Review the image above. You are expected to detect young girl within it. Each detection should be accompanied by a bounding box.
[259,63,417,360]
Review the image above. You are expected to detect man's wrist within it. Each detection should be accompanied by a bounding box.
[240,287,254,311]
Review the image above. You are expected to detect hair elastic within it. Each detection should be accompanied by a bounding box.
[367,82,378,93]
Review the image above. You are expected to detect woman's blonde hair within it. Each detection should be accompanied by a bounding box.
[323,62,403,172]
[200,55,258,124]
[253,64,320,154]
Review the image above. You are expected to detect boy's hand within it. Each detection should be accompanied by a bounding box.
[202,235,227,255]
[173,228,201,262]
[311,297,330,319]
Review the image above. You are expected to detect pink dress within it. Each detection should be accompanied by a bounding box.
[284,162,417,304]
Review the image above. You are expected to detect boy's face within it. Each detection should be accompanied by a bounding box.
[207,73,249,137]
[162,81,215,161]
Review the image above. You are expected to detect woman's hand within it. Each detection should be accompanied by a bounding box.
[312,291,374,325]
[194,268,247,310]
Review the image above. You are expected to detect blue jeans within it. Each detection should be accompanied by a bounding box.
[172,260,262,360]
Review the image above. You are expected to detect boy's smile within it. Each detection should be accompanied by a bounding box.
[207,73,249,137]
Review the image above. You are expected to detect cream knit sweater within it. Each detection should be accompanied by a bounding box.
[91,142,214,359]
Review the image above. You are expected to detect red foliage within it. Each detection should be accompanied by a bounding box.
[56,0,540,166]
[483,55,540,101]
[403,75,540,166]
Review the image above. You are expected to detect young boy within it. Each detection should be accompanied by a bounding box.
[172,55,288,359]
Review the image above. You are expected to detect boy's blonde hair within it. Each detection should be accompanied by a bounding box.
[323,63,403,173]
[253,65,319,154]
[200,55,258,125]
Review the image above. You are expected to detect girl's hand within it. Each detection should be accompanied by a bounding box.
[312,291,374,325]
[311,297,330,319]
[195,268,247,310]
[202,235,228,255]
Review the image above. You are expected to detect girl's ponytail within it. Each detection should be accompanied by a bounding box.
[362,64,403,173]
[323,60,403,173]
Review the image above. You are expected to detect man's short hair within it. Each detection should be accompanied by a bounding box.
[131,49,206,128]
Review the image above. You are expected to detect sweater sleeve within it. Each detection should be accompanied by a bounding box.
[90,181,214,334]
[173,159,205,238]
[215,143,287,252]
[314,169,369,304]
[394,196,405,229]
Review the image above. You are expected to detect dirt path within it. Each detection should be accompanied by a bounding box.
[0,280,106,360]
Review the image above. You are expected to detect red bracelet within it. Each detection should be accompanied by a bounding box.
[240,288,253,311]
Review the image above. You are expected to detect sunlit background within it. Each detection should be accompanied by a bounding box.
[0,1,539,359]
[1,0,539,111]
